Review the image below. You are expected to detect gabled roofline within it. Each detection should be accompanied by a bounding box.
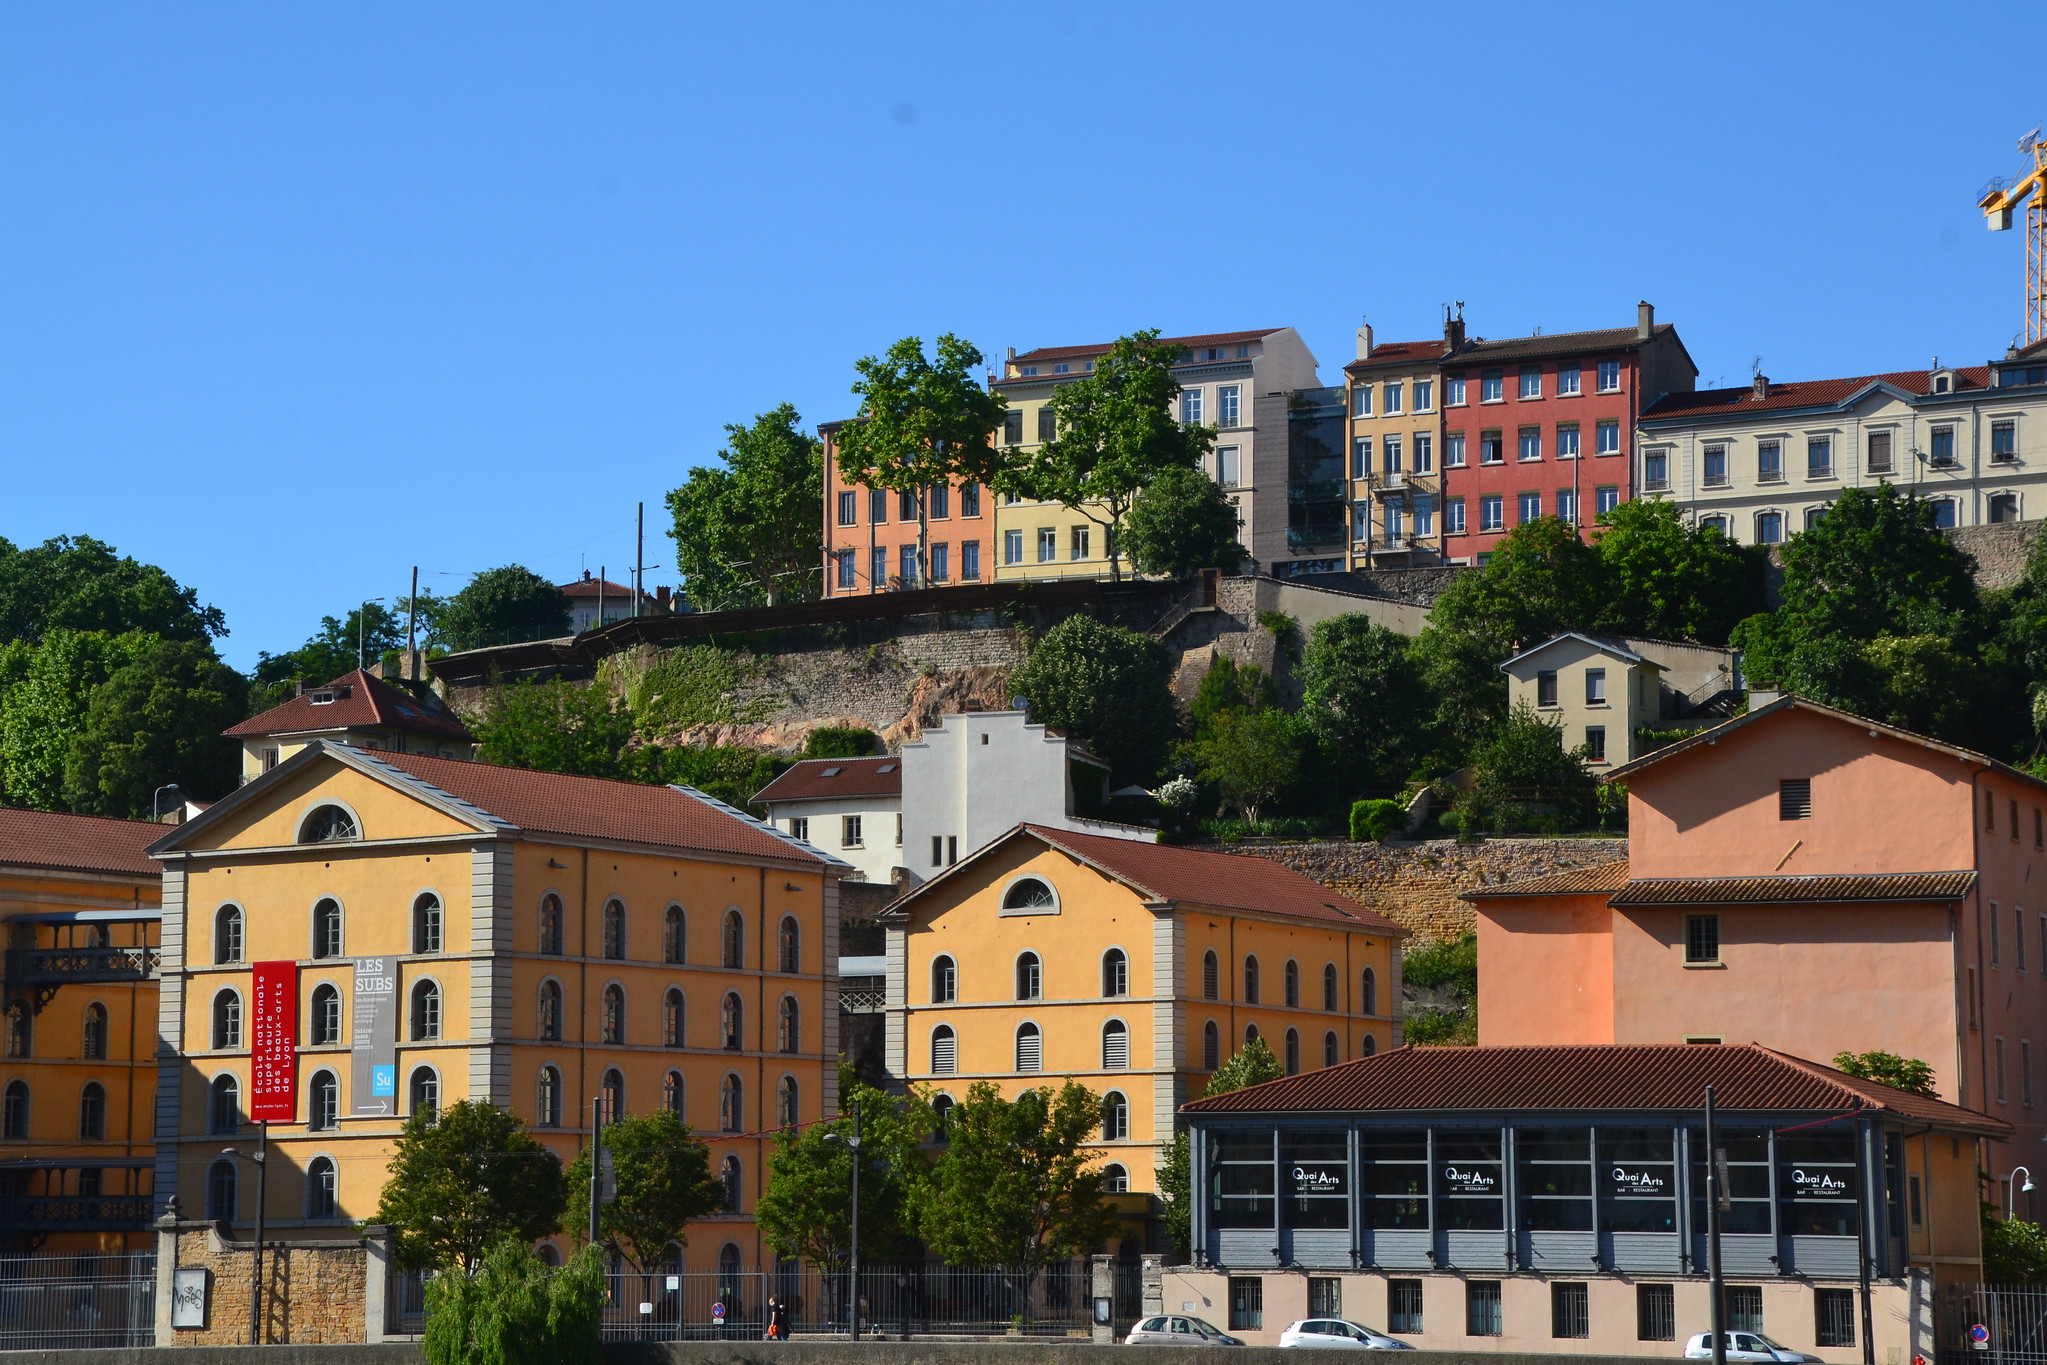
[1498,632,1658,672]
[1639,375,1948,428]
[668,784,855,874]
[878,824,1056,921]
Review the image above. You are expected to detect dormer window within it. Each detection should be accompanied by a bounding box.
[1933,371,1953,394]
[877,763,897,773]
[309,690,336,705]
[1021,365,1038,376]
[1053,362,1069,374]
[821,767,842,777]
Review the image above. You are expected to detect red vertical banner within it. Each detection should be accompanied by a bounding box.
[250,960,299,1122]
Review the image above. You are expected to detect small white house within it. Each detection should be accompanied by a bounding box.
[753,755,904,883]
[1499,632,1739,767]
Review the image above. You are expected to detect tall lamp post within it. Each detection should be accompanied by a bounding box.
[1704,1086,1726,1365]
[824,1099,863,1340]
[223,1128,269,1345]
[2010,1167,2037,1219]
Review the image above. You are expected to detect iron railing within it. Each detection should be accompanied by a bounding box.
[0,1252,155,1350]
[5,946,160,985]
[1938,1284,2047,1365]
[839,987,886,1014]
[0,1195,155,1231]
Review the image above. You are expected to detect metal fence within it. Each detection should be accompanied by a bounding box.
[0,1252,156,1350]
[1939,1285,2047,1365]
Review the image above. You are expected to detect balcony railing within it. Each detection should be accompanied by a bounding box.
[839,986,885,1014]
[0,1197,155,1231]
[5,947,159,987]
[1286,526,1348,552]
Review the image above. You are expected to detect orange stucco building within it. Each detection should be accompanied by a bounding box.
[1472,695,2046,1213]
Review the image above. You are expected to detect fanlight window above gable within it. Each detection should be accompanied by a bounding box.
[298,805,360,844]
[1000,877,1057,913]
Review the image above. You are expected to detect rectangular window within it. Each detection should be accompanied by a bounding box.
[1997,1036,2008,1101]
[1480,430,1504,464]
[260,746,279,771]
[1037,528,1057,563]
[930,543,949,581]
[1586,668,1606,704]
[1993,902,2003,964]
[2026,1039,2035,1106]
[1038,406,1056,441]
[1004,529,1024,565]
[1868,430,1894,474]
[1385,504,1404,540]
[1807,437,1833,477]
[1815,1289,1856,1349]
[1556,488,1578,524]
[1728,1286,1764,1335]
[929,484,949,519]
[1384,435,1403,473]
[1217,446,1241,488]
[1686,914,1721,964]
[1004,410,1024,445]
[1519,427,1542,461]
[1446,375,1467,406]
[871,546,887,588]
[900,489,918,521]
[1757,511,1784,544]
[1071,525,1090,561]
[1637,1284,1675,1342]
[1556,424,1580,460]
[1551,1282,1589,1340]
[836,550,856,588]
[788,816,808,842]
[1308,1278,1342,1318]
[1994,420,2018,461]
[1518,368,1542,400]
[1384,383,1403,414]
[1970,965,1980,1027]
[1388,1280,1424,1335]
[1352,386,1372,417]
[962,483,981,517]
[1181,390,1204,424]
[1585,726,1607,763]
[930,835,943,868]
[1596,420,1621,455]
[961,540,981,581]
[1413,497,1435,537]
[1481,370,1504,403]
[1480,495,1504,532]
[842,815,863,848]
[1704,446,1729,487]
[1414,433,1434,472]
[1217,384,1241,427]
[1597,360,1622,393]
[1518,491,1542,524]
[1780,778,1812,820]
[1466,1282,1502,1336]
[871,489,888,523]
[1597,486,1620,515]
[1931,426,1957,466]
[1758,440,1783,481]
[837,490,857,525]
[1351,437,1371,480]
[2020,908,2028,972]
[1228,1279,1263,1332]
[1414,380,1434,412]
[1556,366,1582,397]
[1644,450,1669,490]
[1446,498,1467,534]
[1909,1174,1923,1227]
[900,544,918,586]
[1536,671,1559,707]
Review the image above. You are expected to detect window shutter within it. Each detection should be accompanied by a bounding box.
[1017,1028,1042,1073]
[1779,779,1812,820]
[1103,1024,1129,1070]
[932,1030,956,1075]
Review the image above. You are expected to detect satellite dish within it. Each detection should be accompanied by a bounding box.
[2021,127,2042,155]
[1011,695,1028,714]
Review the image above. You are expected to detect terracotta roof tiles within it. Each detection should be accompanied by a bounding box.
[1343,340,1448,373]
[224,671,474,742]
[1005,329,1281,369]
[1442,324,1676,366]
[754,756,902,803]
[1609,871,1977,906]
[0,806,164,878]
[1462,861,1630,899]
[1642,368,1993,421]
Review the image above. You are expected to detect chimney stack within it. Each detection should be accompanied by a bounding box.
[1356,322,1374,361]
[655,585,672,610]
[1443,303,1465,352]
[1751,373,1769,401]
[1636,301,1655,341]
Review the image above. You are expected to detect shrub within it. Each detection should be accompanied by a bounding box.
[802,725,880,759]
[424,1241,604,1365]
[1350,798,1407,842]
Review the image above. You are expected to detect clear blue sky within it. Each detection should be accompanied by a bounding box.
[5,5,2044,670]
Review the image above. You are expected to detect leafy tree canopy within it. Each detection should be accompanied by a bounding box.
[253,601,406,693]
[423,1240,604,1365]
[1189,707,1305,824]
[1188,655,1275,740]
[63,636,246,815]
[473,679,637,779]
[755,1082,933,1268]
[1426,516,1605,651]
[371,1100,566,1272]
[563,1109,723,1271]
[1204,1034,1284,1098]
[1985,1207,2047,1283]
[801,726,880,759]
[0,534,225,645]
[1831,1050,1938,1097]
[1158,1036,1284,1256]
[1,630,154,810]
[440,566,572,653]
[1008,616,1178,783]
[1123,463,1244,580]
[1468,703,1598,830]
[666,403,824,610]
[1298,616,1431,794]
[1589,499,1767,645]
[1773,483,1979,639]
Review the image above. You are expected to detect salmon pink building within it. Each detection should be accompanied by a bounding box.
[1471,695,2044,1208]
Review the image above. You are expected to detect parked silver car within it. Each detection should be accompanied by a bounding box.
[1684,1331,1824,1363]
[1127,1315,1245,1346]
[1277,1319,1415,1349]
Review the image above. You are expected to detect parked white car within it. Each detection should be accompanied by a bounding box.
[1684,1331,1824,1363]
[1278,1319,1415,1349]
[1127,1315,1244,1346]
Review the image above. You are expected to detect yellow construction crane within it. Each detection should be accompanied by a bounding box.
[1980,126,2047,346]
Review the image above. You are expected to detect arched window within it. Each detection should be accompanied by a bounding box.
[212,989,242,1049]
[1015,952,1042,1001]
[215,905,244,964]
[1015,1022,1043,1073]
[413,894,443,954]
[1202,950,1219,1000]
[719,1155,742,1211]
[298,805,358,843]
[410,981,441,1042]
[535,1243,562,1267]
[718,1241,742,1281]
[1284,959,1300,1008]
[1,1079,26,1138]
[777,996,800,1054]
[1324,1031,1340,1068]
[1101,1090,1128,1141]
[663,988,685,1047]
[1322,963,1338,1012]
[602,900,626,960]
[312,899,343,960]
[932,1094,955,1142]
[602,985,625,1045]
[206,1159,237,1221]
[778,916,801,974]
[931,1025,957,1075]
[1103,1162,1129,1194]
[1002,877,1057,911]
[79,1081,106,1139]
[1243,955,1260,1004]
[1361,967,1377,1018]
[721,993,743,1051]
[1284,1028,1300,1075]
[664,905,686,964]
[308,1071,339,1131]
[1102,949,1128,998]
[777,1075,799,1128]
[410,1066,439,1120]
[602,1067,625,1123]
[82,1003,108,1060]
[539,895,565,955]
[932,955,957,1003]
[537,1066,563,1127]
[1202,1021,1220,1070]
[1102,1019,1129,1069]
[719,1074,742,1133]
[538,981,562,1041]
[1361,1034,1378,1057]
[663,1071,684,1115]
[311,983,342,1045]
[1245,1023,1260,1046]
[3,1003,29,1059]
[209,1074,239,1134]
[307,1156,337,1219]
[722,910,745,969]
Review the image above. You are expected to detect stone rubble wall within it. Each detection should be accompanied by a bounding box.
[159,1223,375,1346]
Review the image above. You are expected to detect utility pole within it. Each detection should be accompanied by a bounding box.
[597,568,605,634]
[849,1099,862,1340]
[635,501,644,617]
[1705,1086,1726,1365]
[407,566,419,680]
[589,1096,604,1248]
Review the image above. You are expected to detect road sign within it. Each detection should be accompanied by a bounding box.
[712,1302,726,1321]
[1972,1324,1990,1349]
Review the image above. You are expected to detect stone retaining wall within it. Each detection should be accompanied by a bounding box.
[154,1221,386,1347]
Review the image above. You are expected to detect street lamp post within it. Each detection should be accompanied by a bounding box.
[824,1099,863,1339]
[224,1125,269,1344]
[2010,1166,2037,1219]
[151,783,183,822]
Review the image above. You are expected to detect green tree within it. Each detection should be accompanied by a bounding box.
[252,601,406,696]
[1008,616,1178,782]
[1157,1037,1284,1255]
[1299,616,1432,794]
[801,725,880,759]
[440,566,573,652]
[1122,463,1244,579]
[832,335,1008,589]
[473,679,636,779]
[1190,707,1306,824]
[1403,931,1478,1046]
[1773,483,1978,639]
[915,1081,1116,1302]
[1188,656,1275,740]
[755,1083,933,1272]
[1426,516,1606,651]
[0,534,225,645]
[372,1100,567,1272]
[1985,1207,2047,1281]
[0,630,153,810]
[62,636,247,814]
[666,403,825,610]
[999,332,1216,580]
[1589,499,1767,645]
[1831,1050,1938,1097]
[1469,704,1598,833]
[640,744,790,816]
[423,1240,605,1365]
[563,1109,722,1279]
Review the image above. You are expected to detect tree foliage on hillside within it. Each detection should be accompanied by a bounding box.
[0,534,226,644]
[440,566,572,652]
[666,404,825,610]
[1008,615,1178,782]
[1123,463,1244,579]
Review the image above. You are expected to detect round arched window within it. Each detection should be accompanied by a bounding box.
[298,805,359,844]
[1001,878,1056,911]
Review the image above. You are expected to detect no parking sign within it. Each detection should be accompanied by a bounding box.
[1972,1324,1990,1350]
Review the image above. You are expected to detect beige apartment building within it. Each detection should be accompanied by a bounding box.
[1637,340,2047,542]
[1342,323,1450,568]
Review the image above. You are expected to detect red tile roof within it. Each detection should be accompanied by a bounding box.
[224,671,475,742]
[560,577,636,600]
[1343,340,1448,373]
[1007,329,1282,368]
[1463,861,1631,899]
[0,806,164,878]
[359,749,824,865]
[1443,323,1678,366]
[1181,1042,2007,1134]
[1643,367,1993,421]
[754,756,902,803]
[1609,872,1977,906]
